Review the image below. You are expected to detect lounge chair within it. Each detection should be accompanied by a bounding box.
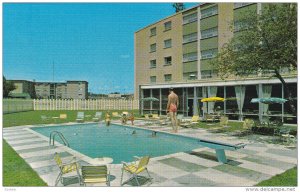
[158,115,169,125]
[112,112,121,117]
[81,165,110,186]
[41,115,50,122]
[54,152,81,186]
[151,114,159,119]
[92,112,103,122]
[203,113,215,123]
[232,118,254,136]
[177,114,184,126]
[122,111,129,116]
[60,114,67,119]
[121,156,152,186]
[76,112,85,123]
[208,116,229,133]
[180,115,200,128]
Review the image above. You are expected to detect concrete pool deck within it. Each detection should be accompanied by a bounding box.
[3,121,297,187]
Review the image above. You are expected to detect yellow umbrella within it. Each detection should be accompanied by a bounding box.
[200,97,225,102]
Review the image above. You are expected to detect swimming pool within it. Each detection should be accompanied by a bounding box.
[32,123,202,163]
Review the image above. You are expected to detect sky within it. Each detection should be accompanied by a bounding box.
[3,2,198,94]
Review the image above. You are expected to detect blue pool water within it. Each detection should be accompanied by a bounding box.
[32,124,202,163]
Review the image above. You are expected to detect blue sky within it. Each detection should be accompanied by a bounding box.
[3,3,198,94]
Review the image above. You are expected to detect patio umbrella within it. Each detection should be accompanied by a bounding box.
[200,97,225,102]
[141,97,159,102]
[200,97,225,114]
[250,97,287,104]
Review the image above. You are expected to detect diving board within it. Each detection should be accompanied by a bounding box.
[198,139,246,163]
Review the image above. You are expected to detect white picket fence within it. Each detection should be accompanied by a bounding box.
[33,99,139,110]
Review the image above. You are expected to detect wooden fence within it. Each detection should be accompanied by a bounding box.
[3,99,34,114]
[33,99,139,110]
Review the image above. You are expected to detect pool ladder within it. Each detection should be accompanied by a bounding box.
[49,131,70,147]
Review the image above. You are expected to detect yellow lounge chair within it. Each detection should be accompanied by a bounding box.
[81,165,110,186]
[180,115,200,128]
[120,156,152,186]
[112,112,121,117]
[54,152,81,186]
[60,114,67,119]
[209,116,230,132]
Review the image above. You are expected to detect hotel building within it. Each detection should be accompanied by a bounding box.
[134,3,297,123]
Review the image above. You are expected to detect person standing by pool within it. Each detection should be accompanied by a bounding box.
[166,88,179,133]
[105,112,111,126]
[128,112,135,125]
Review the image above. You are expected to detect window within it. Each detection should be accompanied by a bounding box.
[164,56,172,65]
[150,43,156,52]
[183,12,197,24]
[164,74,172,82]
[201,6,218,19]
[234,21,250,32]
[183,32,197,44]
[201,70,214,79]
[164,21,172,31]
[150,60,156,68]
[150,27,156,36]
[164,39,172,48]
[150,76,156,83]
[201,27,218,39]
[201,48,218,59]
[234,3,252,9]
[183,52,198,62]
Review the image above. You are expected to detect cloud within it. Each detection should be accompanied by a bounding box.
[120,54,130,59]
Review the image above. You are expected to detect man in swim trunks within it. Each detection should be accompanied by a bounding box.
[166,88,179,133]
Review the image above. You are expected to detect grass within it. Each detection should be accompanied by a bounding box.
[3,139,47,186]
[256,167,297,186]
[2,110,297,186]
[3,110,140,127]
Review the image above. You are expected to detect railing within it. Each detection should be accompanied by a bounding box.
[49,131,69,147]
[34,98,139,110]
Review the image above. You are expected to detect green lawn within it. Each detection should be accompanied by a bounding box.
[3,139,47,186]
[256,167,297,186]
[2,110,297,186]
[3,110,140,127]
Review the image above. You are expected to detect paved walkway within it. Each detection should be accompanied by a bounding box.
[3,121,297,187]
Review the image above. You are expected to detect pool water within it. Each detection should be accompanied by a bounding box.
[32,123,202,163]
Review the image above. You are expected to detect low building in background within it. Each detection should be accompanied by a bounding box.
[8,79,88,99]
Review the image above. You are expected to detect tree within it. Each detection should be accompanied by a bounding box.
[213,3,297,114]
[3,76,16,98]
[173,3,185,12]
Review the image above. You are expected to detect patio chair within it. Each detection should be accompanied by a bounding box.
[158,115,169,125]
[92,112,103,122]
[232,118,254,136]
[208,116,229,133]
[203,113,215,123]
[112,112,121,118]
[120,156,152,186]
[81,165,110,186]
[54,152,81,186]
[177,114,184,126]
[122,111,129,116]
[41,115,50,122]
[76,112,85,123]
[180,115,199,128]
[274,127,295,144]
[60,114,67,119]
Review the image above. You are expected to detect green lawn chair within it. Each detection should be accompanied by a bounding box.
[81,165,110,186]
